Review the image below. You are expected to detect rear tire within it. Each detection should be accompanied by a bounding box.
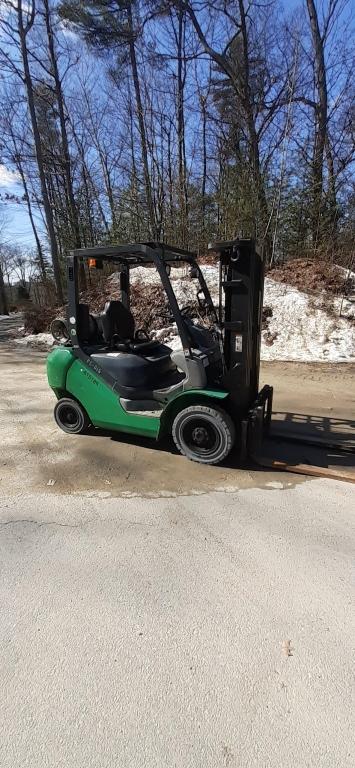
[172,404,235,465]
[54,398,90,435]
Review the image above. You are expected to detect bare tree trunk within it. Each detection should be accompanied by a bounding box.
[306,0,328,248]
[176,4,189,247]
[101,153,117,234]
[127,4,157,239]
[78,82,120,236]
[166,122,174,236]
[0,262,9,315]
[127,88,141,239]
[325,133,338,245]
[17,1,63,302]
[17,163,47,279]
[70,122,110,236]
[4,113,47,278]
[43,0,86,287]
[237,0,270,252]
[127,3,157,240]
[201,94,207,226]
[43,0,79,244]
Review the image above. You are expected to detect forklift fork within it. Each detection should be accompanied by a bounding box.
[241,384,274,461]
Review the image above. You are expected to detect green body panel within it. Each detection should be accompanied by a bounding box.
[46,347,229,440]
[47,347,75,391]
[66,360,160,437]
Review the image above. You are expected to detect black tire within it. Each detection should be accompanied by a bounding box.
[172,404,235,465]
[54,398,90,435]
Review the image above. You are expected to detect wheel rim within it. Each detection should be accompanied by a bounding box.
[181,416,221,457]
[59,404,81,431]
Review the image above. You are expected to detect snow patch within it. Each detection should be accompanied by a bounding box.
[129,263,219,304]
[15,333,55,348]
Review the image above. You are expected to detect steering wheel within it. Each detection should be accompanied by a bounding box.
[159,307,175,323]
[160,305,199,324]
[180,305,193,317]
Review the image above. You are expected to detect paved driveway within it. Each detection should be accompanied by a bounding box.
[0,321,354,767]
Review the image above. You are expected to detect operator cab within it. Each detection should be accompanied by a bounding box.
[77,299,184,398]
[62,243,223,404]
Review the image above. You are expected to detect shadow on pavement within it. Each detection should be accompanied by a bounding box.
[257,412,355,475]
[72,410,355,476]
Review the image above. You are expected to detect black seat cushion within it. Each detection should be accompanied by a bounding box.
[91,344,176,389]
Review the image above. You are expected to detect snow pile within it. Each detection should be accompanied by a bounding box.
[12,264,354,361]
[130,264,355,362]
[263,280,354,362]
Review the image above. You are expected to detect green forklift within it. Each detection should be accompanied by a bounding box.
[47,239,272,464]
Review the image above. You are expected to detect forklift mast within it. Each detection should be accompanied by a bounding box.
[209,238,264,417]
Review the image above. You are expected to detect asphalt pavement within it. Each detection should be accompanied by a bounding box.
[0,317,354,767]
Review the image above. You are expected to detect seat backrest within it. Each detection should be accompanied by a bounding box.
[77,303,98,344]
[100,300,135,345]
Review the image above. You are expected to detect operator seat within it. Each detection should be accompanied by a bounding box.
[99,300,159,353]
[77,301,185,397]
[92,300,184,396]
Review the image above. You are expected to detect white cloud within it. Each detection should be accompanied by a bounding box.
[0,165,21,187]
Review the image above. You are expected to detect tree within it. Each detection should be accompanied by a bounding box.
[306,0,334,246]
[59,0,159,238]
[0,0,353,274]
[42,0,83,255]
[0,207,10,315]
[5,1,64,300]
[0,95,48,279]
[171,0,291,258]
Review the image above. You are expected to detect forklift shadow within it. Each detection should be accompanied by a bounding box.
[263,411,355,474]
[82,410,355,474]
[271,411,354,447]
[85,427,181,455]
[81,426,247,469]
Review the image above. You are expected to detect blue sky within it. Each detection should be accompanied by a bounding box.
[0,165,39,246]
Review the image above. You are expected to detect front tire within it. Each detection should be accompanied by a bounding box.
[54,398,90,435]
[172,404,235,465]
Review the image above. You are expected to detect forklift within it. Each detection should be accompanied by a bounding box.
[47,239,273,465]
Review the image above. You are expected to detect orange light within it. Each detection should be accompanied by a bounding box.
[88,258,97,268]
